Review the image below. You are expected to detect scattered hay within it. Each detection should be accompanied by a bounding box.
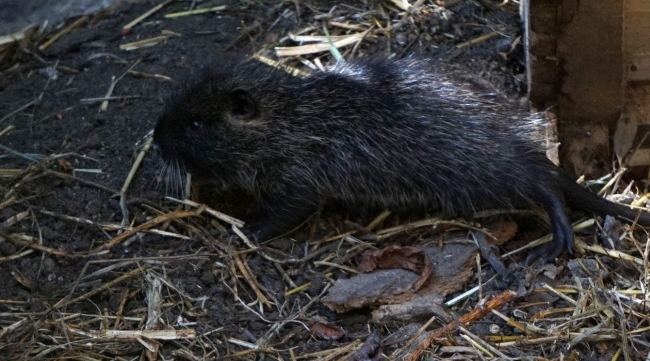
[1,1,649,360]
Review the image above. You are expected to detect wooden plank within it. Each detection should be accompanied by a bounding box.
[624,13,650,51]
[559,124,611,178]
[523,0,560,111]
[625,53,650,82]
[556,0,624,125]
[625,86,650,167]
[625,0,650,10]
[624,10,650,82]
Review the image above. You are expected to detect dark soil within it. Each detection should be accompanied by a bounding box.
[0,0,541,359]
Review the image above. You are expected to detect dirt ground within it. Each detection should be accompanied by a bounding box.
[1,1,648,360]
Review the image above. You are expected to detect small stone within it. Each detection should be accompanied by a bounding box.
[54,221,66,231]
[0,242,17,256]
[42,257,56,273]
[41,226,55,239]
[395,33,408,46]
[0,208,14,220]
[200,271,215,284]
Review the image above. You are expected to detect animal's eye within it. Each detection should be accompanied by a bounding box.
[190,121,202,130]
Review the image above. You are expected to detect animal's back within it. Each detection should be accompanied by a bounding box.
[244,59,557,214]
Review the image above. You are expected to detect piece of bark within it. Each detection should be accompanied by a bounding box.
[323,242,477,312]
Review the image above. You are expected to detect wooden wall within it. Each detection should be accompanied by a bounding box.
[524,0,650,179]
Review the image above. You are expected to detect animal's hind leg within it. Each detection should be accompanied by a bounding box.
[526,190,574,264]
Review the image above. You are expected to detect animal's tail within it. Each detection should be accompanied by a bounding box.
[558,172,650,226]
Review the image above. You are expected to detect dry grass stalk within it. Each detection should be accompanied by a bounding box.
[122,0,175,34]
[0,99,38,124]
[69,329,195,341]
[254,54,311,78]
[99,58,142,112]
[276,30,369,56]
[0,24,38,46]
[39,16,89,51]
[0,231,77,257]
[166,197,245,227]
[230,247,273,307]
[574,239,645,266]
[399,290,518,361]
[0,124,15,137]
[3,1,650,360]
[93,209,198,252]
[165,5,226,18]
[120,136,154,227]
[128,69,174,82]
[456,31,499,49]
[119,36,168,51]
[55,265,150,309]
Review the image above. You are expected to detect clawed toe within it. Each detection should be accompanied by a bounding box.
[526,227,573,266]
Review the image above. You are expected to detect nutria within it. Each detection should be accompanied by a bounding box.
[153,58,649,263]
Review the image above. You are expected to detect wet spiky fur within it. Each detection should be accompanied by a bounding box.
[154,58,650,262]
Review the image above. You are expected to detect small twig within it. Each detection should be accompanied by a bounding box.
[0,231,74,257]
[123,0,175,34]
[44,169,119,194]
[119,36,168,51]
[231,226,310,265]
[120,136,153,227]
[145,272,163,332]
[39,16,89,51]
[223,21,261,53]
[377,0,427,34]
[445,275,498,306]
[459,326,513,359]
[472,232,508,278]
[92,210,197,253]
[166,197,244,227]
[53,266,150,309]
[80,95,141,103]
[165,5,226,18]
[229,248,273,307]
[0,99,38,124]
[0,143,42,162]
[456,31,500,49]
[401,290,518,361]
[0,124,15,137]
[99,58,141,112]
[542,283,578,306]
[128,70,174,82]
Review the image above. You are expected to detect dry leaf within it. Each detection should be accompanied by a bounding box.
[307,321,345,340]
[613,110,638,164]
[359,245,432,291]
[541,264,558,279]
[264,33,279,44]
[57,158,74,171]
[486,220,518,246]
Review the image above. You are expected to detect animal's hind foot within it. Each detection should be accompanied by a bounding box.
[527,191,575,265]
[525,222,574,265]
[525,243,561,265]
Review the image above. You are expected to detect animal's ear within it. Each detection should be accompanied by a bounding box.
[229,89,256,120]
